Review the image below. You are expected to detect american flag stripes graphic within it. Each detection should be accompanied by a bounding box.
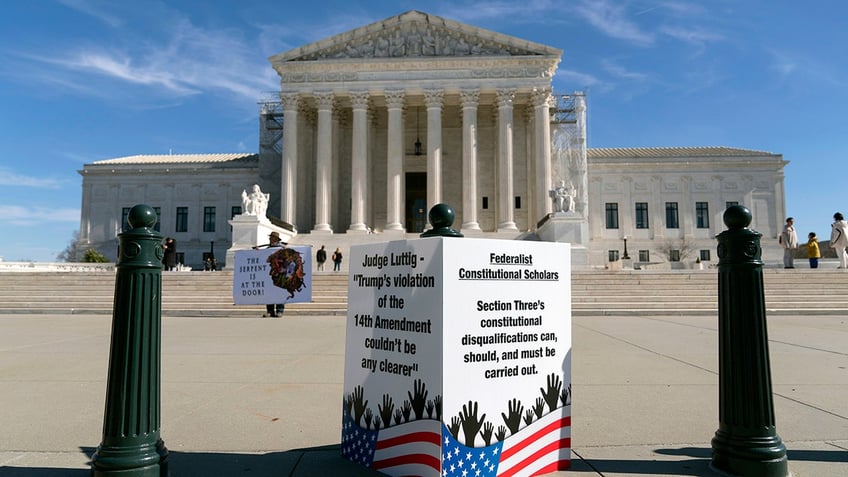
[341,407,570,477]
[342,408,443,477]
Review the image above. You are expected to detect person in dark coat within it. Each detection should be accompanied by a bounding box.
[162,237,177,271]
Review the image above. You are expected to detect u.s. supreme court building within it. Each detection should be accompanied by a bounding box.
[77,11,788,270]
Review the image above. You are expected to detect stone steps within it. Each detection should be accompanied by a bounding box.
[0,269,846,317]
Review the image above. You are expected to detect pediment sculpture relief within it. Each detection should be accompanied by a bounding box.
[292,23,540,61]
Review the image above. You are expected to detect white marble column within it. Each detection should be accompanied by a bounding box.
[496,89,517,231]
[460,89,481,231]
[523,105,535,228]
[313,91,334,233]
[384,90,405,231]
[533,88,553,220]
[348,91,370,233]
[424,89,444,210]
[280,93,299,225]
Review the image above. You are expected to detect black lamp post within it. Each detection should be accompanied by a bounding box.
[622,236,630,260]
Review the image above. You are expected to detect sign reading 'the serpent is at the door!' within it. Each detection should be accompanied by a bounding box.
[343,237,571,477]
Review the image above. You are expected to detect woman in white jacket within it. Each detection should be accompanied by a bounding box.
[831,212,848,269]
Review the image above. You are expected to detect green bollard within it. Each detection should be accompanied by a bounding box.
[420,203,464,237]
[92,204,169,477]
[711,205,788,477]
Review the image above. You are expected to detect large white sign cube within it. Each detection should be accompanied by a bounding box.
[342,237,572,477]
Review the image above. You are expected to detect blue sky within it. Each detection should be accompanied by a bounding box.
[1,0,845,261]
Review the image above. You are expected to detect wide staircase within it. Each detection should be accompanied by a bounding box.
[1,268,847,317]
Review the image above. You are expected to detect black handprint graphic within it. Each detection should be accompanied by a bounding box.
[401,400,412,422]
[407,379,428,420]
[480,421,494,446]
[352,385,368,427]
[533,397,545,418]
[364,408,374,430]
[560,383,572,407]
[448,416,461,439]
[379,394,394,428]
[459,401,486,447]
[501,398,523,435]
[541,373,562,412]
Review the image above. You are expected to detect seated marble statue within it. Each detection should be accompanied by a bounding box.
[241,184,270,217]
[550,180,575,213]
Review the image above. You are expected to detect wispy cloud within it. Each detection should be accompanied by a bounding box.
[553,68,606,92]
[0,206,79,226]
[601,59,649,82]
[57,0,123,28]
[0,168,65,188]
[573,0,654,46]
[11,8,276,108]
[660,25,724,49]
[438,0,556,24]
[766,48,798,76]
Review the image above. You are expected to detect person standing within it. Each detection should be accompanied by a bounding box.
[779,217,798,268]
[162,237,177,271]
[316,245,327,271]
[806,232,821,269]
[254,231,286,317]
[831,212,848,269]
[332,247,343,272]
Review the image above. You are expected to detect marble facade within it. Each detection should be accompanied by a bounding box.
[76,10,789,269]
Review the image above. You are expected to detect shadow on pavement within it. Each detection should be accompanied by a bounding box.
[0,445,383,477]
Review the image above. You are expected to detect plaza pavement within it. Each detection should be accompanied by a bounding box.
[1,312,846,477]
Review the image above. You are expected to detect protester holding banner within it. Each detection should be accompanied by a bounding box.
[254,231,286,317]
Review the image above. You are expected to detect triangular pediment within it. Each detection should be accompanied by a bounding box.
[270,10,561,63]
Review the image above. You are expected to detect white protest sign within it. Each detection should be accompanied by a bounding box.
[232,246,312,305]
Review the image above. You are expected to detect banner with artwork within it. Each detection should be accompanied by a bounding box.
[232,246,312,305]
[342,237,571,477]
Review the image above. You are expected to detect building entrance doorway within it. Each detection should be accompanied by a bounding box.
[405,172,427,233]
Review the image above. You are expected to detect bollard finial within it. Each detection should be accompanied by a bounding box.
[128,204,158,229]
[420,203,463,237]
[723,204,752,230]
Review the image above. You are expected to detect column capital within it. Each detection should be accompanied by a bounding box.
[496,89,516,108]
[532,87,553,108]
[460,89,480,108]
[314,91,335,110]
[384,90,406,109]
[280,92,300,110]
[349,91,370,109]
[424,89,444,108]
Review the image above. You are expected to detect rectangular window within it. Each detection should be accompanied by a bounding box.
[231,206,241,218]
[121,207,131,232]
[635,202,649,229]
[153,207,161,232]
[175,252,184,266]
[700,250,711,261]
[665,202,679,229]
[514,196,521,209]
[608,250,620,262]
[482,197,489,209]
[203,206,216,232]
[175,207,188,233]
[696,202,710,228]
[670,249,681,262]
[605,203,619,229]
[726,201,739,209]
[638,250,650,262]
